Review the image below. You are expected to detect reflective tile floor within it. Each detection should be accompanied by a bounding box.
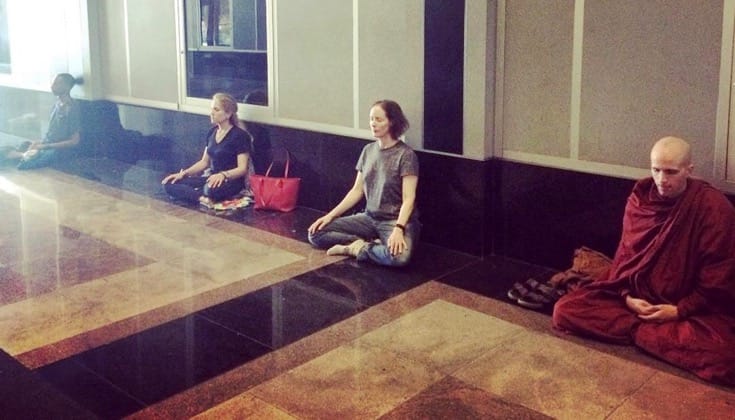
[1,159,734,419]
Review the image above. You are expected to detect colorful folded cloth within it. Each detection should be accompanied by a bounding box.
[199,195,253,212]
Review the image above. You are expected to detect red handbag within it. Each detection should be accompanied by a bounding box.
[249,150,301,212]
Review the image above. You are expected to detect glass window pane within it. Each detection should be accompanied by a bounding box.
[185,0,267,104]
[201,0,232,47]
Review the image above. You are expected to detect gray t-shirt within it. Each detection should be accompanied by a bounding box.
[356,140,419,220]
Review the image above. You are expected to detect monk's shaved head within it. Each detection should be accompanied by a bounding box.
[651,136,692,167]
[650,136,693,198]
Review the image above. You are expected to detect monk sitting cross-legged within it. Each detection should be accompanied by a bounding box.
[552,136,735,386]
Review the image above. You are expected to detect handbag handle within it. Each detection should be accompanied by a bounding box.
[264,149,290,178]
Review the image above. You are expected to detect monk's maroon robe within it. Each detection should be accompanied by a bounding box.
[553,178,735,385]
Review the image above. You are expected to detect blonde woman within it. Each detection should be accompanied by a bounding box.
[162,92,252,204]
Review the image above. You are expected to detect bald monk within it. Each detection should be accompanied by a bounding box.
[553,136,735,386]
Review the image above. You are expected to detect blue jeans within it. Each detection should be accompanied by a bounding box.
[308,212,421,267]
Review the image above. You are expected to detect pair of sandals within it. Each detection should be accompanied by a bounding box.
[507,278,566,309]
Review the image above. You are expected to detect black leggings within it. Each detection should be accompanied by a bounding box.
[163,176,243,204]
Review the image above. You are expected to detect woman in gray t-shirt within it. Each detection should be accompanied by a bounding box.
[308,100,420,267]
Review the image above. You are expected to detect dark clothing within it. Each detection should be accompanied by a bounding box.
[18,99,80,170]
[553,178,735,385]
[205,126,252,173]
[164,175,244,204]
[246,123,271,174]
[164,125,252,204]
[44,99,81,143]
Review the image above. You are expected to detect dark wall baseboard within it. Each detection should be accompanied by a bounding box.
[265,122,631,269]
[6,92,732,272]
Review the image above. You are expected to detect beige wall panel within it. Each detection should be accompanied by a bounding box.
[502,0,574,156]
[464,0,496,160]
[98,0,129,98]
[276,0,353,126]
[580,1,721,173]
[357,0,423,147]
[126,0,179,103]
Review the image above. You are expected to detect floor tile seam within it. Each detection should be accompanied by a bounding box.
[193,311,278,351]
[347,333,507,381]
[46,168,162,205]
[601,370,661,420]
[18,169,334,256]
[445,338,665,419]
[427,258,484,285]
[13,260,320,368]
[273,297,498,362]
[5,176,217,236]
[4,256,260,315]
[47,169,250,228]
[128,282,453,417]
[63,210,292,255]
[437,372,551,417]
[29,169,355,254]
[64,357,150,412]
[195,282,375,357]
[0,252,157,288]
[1,242,153,264]
[349,309,537,379]
[205,392,304,420]
[245,341,452,420]
[77,192,315,257]
[254,393,305,420]
[286,277,372,309]
[1,260,262,345]
[428,281,556,329]
[432,285,718,394]
[38,168,247,227]
[17,172,148,211]
[25,167,470,264]
[129,283,449,418]
[419,282,689,376]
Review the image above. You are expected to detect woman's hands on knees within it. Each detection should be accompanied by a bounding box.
[206,172,228,188]
[161,170,185,184]
[308,215,335,234]
[387,228,406,256]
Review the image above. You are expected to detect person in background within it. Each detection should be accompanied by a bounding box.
[2,73,80,170]
[308,99,420,267]
[161,92,252,205]
[552,136,735,386]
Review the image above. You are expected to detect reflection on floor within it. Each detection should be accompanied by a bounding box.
[1,160,734,419]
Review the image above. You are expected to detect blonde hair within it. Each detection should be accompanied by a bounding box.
[213,92,244,129]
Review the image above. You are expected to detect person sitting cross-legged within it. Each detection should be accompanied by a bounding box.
[307,100,421,267]
[552,136,735,386]
[2,73,81,170]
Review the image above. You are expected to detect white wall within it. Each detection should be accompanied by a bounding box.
[97,0,179,109]
[6,0,735,192]
[0,0,492,159]
[0,0,91,96]
[497,0,735,192]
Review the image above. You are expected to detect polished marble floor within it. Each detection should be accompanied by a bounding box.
[1,160,734,419]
